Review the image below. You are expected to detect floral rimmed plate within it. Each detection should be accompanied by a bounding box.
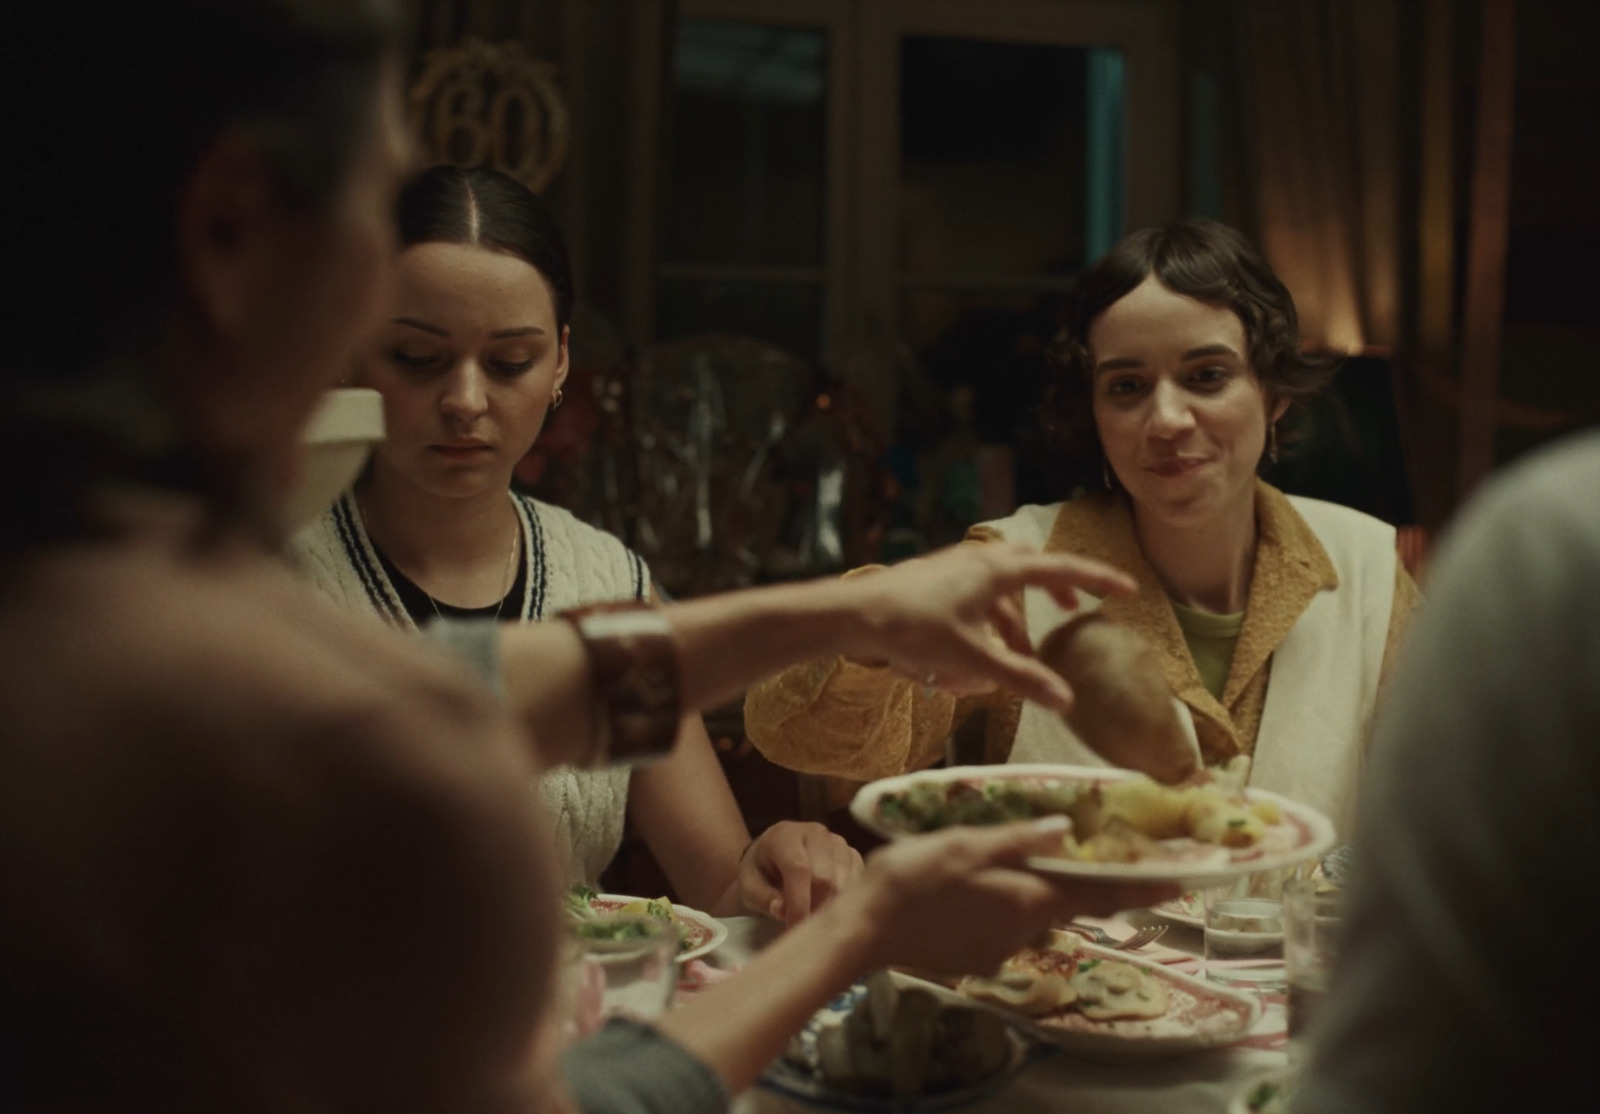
[1151,891,1207,929]
[851,764,1335,887]
[589,894,728,963]
[896,943,1261,1062]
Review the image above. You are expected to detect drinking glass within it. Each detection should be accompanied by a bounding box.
[570,915,678,1031]
[1203,878,1285,989]
[1283,879,1343,1067]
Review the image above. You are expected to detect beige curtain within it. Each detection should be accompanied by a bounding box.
[1233,0,1400,354]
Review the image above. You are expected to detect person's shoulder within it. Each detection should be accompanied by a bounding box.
[283,489,362,588]
[516,493,649,600]
[113,551,497,743]
[969,500,1073,547]
[1278,489,1396,545]
[516,493,638,559]
[3,543,530,833]
[0,554,553,1099]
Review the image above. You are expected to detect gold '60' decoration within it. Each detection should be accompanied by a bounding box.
[409,39,569,193]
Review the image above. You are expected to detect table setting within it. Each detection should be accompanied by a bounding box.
[554,762,1346,1114]
[717,910,1294,1114]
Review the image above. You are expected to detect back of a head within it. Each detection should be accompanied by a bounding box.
[4,3,429,1108]
[396,165,576,332]
[3,0,403,553]
[0,618,561,1114]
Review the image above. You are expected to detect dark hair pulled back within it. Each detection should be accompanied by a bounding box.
[1043,220,1339,465]
[396,166,576,332]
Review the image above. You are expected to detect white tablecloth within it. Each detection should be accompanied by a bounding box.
[708,916,1287,1114]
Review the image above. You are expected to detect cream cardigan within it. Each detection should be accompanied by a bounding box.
[1002,495,1396,837]
[289,489,651,886]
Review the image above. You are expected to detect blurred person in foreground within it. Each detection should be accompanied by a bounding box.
[292,164,859,923]
[1291,430,1600,1112]
[746,222,1418,837]
[0,3,1164,1113]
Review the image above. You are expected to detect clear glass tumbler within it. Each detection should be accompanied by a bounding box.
[1204,878,1286,990]
[1283,879,1343,1067]
[570,915,678,1030]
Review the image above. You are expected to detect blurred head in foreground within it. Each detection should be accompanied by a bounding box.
[0,4,575,1113]
[4,0,413,554]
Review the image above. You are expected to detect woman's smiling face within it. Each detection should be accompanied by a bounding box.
[1089,274,1285,530]
[359,241,569,500]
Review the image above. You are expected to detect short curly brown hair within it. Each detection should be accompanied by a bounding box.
[1043,220,1339,465]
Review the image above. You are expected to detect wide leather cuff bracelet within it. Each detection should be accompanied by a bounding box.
[559,601,682,767]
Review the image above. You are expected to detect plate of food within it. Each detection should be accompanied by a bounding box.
[900,930,1260,1062]
[1151,891,1206,929]
[763,969,1045,1111]
[851,764,1335,886]
[565,887,728,963]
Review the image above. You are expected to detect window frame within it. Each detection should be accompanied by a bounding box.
[658,0,1180,370]
[671,0,856,360]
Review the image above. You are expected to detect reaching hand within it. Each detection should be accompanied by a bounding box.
[843,543,1136,713]
[829,819,1178,978]
[737,821,864,925]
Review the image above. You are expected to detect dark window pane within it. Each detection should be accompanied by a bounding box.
[658,279,823,365]
[668,20,828,267]
[900,288,1058,443]
[897,288,1075,526]
[899,36,1124,276]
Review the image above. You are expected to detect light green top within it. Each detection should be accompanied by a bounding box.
[1171,601,1245,701]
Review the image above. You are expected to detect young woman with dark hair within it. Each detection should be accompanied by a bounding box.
[292,165,862,919]
[748,220,1419,838]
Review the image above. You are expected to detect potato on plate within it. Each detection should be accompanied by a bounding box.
[1038,613,1199,785]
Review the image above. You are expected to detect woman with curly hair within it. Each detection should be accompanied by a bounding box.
[747,220,1419,835]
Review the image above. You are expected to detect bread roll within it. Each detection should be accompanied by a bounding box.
[1038,613,1198,784]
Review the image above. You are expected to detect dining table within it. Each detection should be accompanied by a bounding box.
[695,912,1289,1114]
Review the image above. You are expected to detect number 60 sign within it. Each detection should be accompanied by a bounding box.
[408,38,570,194]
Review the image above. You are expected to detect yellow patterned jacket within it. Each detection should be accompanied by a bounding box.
[743,482,1418,798]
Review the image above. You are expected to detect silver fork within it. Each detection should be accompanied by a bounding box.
[1061,923,1169,951]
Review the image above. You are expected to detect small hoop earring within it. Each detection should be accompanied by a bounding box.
[1268,422,1279,464]
[551,386,564,410]
[1102,457,1114,490]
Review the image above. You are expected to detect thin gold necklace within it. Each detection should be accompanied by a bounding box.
[358,494,521,623]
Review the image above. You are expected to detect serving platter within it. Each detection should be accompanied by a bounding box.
[589,894,728,963]
[898,943,1261,1062]
[850,764,1335,887]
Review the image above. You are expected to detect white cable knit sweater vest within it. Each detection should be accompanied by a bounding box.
[289,489,651,887]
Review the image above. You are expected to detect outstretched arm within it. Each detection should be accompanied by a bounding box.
[654,819,1174,1094]
[500,543,1136,770]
